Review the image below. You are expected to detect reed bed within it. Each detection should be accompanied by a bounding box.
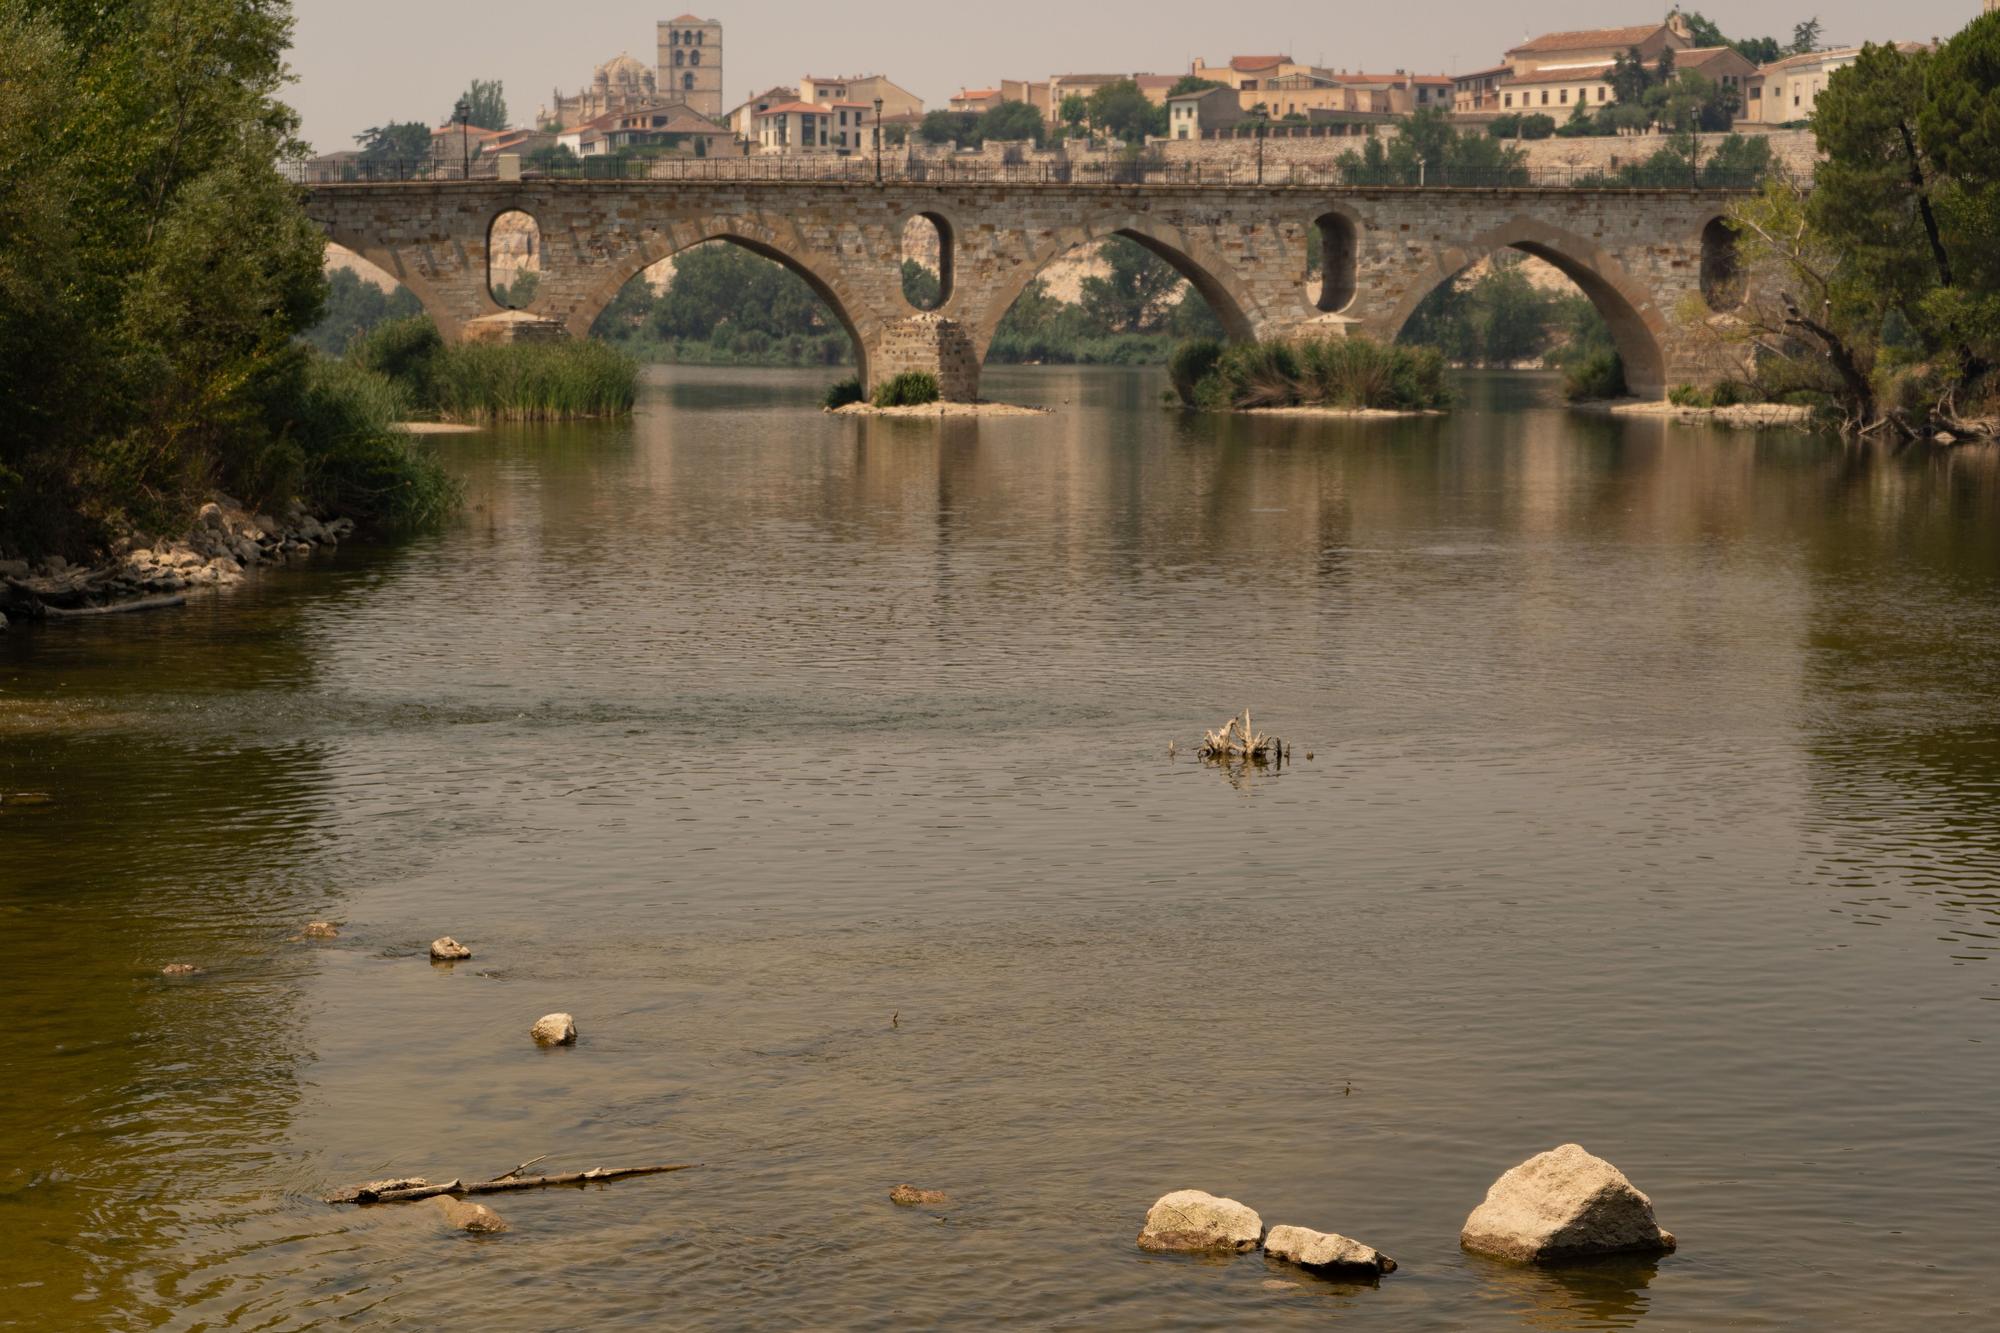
[428,340,639,423]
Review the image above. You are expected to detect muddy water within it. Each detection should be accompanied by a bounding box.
[2,367,1996,1330]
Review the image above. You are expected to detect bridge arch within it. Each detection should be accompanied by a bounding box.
[317,230,470,338]
[568,228,875,383]
[1379,216,1669,398]
[969,221,1258,366]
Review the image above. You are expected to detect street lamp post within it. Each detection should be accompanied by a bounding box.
[874,97,884,183]
[455,97,471,181]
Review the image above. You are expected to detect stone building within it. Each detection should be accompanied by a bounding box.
[798,74,923,120]
[658,14,724,118]
[540,53,659,129]
[1495,13,1695,113]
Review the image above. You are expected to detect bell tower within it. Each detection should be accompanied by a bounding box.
[657,15,724,119]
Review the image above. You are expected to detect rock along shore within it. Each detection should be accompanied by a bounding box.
[0,497,353,622]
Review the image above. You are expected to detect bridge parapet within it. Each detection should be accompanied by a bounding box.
[302,180,1760,401]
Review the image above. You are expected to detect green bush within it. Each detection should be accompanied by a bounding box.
[349,316,445,401]
[871,371,941,408]
[289,357,459,530]
[1168,338,1224,406]
[822,376,865,409]
[1563,350,1628,401]
[1182,335,1450,411]
[1668,384,1709,407]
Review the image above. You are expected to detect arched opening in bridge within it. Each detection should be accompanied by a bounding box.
[1311,212,1358,314]
[981,231,1248,370]
[585,239,861,374]
[488,211,542,311]
[1394,243,1664,398]
[1700,217,1745,313]
[307,245,423,354]
[901,213,953,312]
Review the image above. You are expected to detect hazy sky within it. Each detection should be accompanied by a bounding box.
[290,0,1978,152]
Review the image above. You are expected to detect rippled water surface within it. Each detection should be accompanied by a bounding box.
[4,367,1998,1330]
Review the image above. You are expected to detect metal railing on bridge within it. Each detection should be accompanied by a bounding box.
[290,157,1769,192]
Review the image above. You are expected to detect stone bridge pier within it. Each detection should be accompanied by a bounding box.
[303,180,1758,402]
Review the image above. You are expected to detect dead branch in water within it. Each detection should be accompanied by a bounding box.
[1198,708,1284,762]
[326,1163,700,1205]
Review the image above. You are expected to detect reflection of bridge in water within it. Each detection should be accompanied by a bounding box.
[302,177,1757,401]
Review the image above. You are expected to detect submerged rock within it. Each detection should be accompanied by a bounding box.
[889,1184,950,1207]
[531,1012,577,1046]
[302,921,340,939]
[1263,1224,1397,1275]
[1137,1189,1264,1253]
[429,936,472,961]
[432,1196,509,1234]
[160,963,204,977]
[1460,1143,1676,1264]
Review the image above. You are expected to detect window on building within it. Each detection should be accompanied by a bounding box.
[695,30,703,45]
[1504,93,1513,107]
[674,50,684,67]
[1540,90,1549,105]
[1598,86,1607,101]
[1560,89,1568,103]
[684,73,695,91]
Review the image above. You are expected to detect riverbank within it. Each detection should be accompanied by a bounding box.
[1577,399,1816,428]
[0,497,349,623]
[829,401,1052,418]
[1238,405,1446,420]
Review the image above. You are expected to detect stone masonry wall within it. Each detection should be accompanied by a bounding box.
[304,179,1756,401]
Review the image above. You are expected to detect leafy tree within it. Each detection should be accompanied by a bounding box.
[1609,46,1658,104]
[303,267,422,354]
[900,259,941,310]
[527,143,579,173]
[1079,237,1182,331]
[919,110,980,145]
[977,100,1045,145]
[651,243,834,343]
[357,121,431,168]
[1734,35,1783,64]
[1169,75,1226,97]
[1085,80,1164,142]
[1,0,387,552]
[1684,11,1729,47]
[1341,110,1527,184]
[1058,94,1089,129]
[453,79,507,131]
[1790,18,1823,55]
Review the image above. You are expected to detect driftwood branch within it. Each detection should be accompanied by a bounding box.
[326,1163,700,1206]
[40,594,189,619]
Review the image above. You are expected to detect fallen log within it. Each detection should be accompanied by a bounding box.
[42,594,188,618]
[327,1163,700,1206]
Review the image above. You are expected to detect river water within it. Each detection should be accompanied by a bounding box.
[2,366,1996,1330]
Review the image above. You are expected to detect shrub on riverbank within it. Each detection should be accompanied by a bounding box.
[1562,350,1628,402]
[293,360,461,529]
[347,318,637,423]
[872,372,941,408]
[822,377,866,409]
[1175,336,1450,411]
[0,5,463,558]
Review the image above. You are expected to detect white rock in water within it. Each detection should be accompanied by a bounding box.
[160,963,203,977]
[432,1196,509,1233]
[1460,1143,1676,1264]
[531,1012,577,1045]
[430,936,472,961]
[1137,1189,1263,1253]
[302,921,339,939]
[1264,1224,1397,1275]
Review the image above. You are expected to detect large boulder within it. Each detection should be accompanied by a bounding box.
[1264,1224,1396,1276]
[531,1012,577,1046]
[429,936,472,961]
[1460,1143,1676,1264]
[1136,1189,1263,1254]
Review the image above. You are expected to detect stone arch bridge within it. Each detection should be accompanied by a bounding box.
[302,180,1754,401]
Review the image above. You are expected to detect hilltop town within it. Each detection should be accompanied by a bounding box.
[303,7,1959,180]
